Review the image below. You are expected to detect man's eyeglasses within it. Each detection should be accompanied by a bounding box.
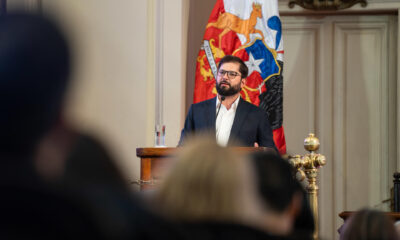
[218,70,241,79]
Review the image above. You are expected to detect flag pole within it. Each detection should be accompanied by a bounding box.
[155,0,164,141]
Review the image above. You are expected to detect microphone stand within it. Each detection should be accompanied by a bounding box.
[215,96,225,120]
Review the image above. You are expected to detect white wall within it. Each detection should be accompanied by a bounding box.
[159,0,188,147]
[32,0,188,184]
[39,0,150,183]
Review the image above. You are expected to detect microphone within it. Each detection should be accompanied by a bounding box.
[215,96,225,120]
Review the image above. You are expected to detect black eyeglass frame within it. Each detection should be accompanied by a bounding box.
[217,70,242,79]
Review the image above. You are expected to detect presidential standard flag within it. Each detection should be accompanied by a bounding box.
[194,0,286,154]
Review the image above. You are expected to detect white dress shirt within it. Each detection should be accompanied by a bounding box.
[215,96,240,146]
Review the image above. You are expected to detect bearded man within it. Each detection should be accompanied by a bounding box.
[179,55,276,151]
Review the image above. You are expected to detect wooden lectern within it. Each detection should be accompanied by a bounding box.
[136,147,177,190]
[136,147,274,190]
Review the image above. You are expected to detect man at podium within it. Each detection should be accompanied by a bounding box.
[179,55,276,151]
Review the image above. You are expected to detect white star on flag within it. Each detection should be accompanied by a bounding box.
[245,53,264,75]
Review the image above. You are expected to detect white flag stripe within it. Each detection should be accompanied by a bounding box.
[223,0,283,61]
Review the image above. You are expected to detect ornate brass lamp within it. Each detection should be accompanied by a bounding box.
[289,133,326,240]
[288,0,367,11]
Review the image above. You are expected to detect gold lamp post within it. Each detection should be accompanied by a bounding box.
[289,133,326,240]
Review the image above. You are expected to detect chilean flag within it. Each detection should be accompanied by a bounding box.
[194,0,286,154]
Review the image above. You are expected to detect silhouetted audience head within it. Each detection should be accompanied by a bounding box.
[0,12,70,155]
[155,136,262,224]
[291,180,314,239]
[342,208,398,240]
[250,152,307,237]
[0,12,102,238]
[395,221,400,238]
[251,152,299,212]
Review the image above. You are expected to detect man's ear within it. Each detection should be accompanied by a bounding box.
[241,78,247,87]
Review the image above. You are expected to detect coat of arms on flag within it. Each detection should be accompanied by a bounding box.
[194,0,286,154]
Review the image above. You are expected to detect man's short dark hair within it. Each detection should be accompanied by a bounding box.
[217,55,248,79]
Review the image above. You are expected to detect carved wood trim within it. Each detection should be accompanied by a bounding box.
[288,0,368,11]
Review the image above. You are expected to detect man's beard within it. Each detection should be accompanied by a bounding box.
[216,80,242,97]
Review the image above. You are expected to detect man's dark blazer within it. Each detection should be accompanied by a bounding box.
[179,97,276,150]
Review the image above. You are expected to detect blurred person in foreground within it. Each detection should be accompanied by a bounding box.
[0,12,102,239]
[395,221,400,238]
[251,152,314,240]
[0,12,184,240]
[340,208,398,240]
[153,135,303,240]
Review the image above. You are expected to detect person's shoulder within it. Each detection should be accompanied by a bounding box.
[192,98,216,107]
[199,97,216,105]
[239,99,270,123]
[239,98,264,113]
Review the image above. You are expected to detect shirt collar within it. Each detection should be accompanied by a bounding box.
[216,95,240,111]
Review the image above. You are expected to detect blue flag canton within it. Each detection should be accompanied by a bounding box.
[245,39,280,80]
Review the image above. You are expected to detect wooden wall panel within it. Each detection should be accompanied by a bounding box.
[283,16,397,240]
